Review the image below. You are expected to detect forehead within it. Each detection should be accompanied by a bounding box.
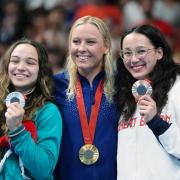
[11,44,38,59]
[71,23,103,39]
[123,32,152,48]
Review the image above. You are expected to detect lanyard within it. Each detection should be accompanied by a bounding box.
[76,78,103,144]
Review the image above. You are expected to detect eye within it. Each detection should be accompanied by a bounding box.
[137,49,147,55]
[72,39,80,44]
[87,40,96,45]
[26,59,38,65]
[9,58,19,64]
[124,51,132,56]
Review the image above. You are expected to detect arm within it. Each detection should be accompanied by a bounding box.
[145,79,180,159]
[157,79,180,159]
[8,103,62,179]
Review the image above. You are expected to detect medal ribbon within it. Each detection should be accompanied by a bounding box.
[76,78,103,144]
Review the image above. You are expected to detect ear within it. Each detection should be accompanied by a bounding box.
[104,44,110,55]
[104,48,109,55]
[156,47,163,60]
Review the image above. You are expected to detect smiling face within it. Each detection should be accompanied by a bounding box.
[69,23,108,77]
[8,43,39,92]
[122,32,163,80]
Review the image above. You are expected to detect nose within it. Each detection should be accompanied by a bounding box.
[16,62,26,70]
[130,52,139,63]
[78,42,86,52]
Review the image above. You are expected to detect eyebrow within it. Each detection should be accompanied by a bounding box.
[123,46,147,50]
[10,56,38,61]
[72,36,97,40]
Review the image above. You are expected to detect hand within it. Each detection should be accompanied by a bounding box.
[5,102,25,131]
[138,95,157,123]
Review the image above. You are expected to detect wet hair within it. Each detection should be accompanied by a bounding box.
[0,38,54,136]
[66,16,115,102]
[115,24,180,121]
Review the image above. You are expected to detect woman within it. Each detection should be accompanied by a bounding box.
[0,38,62,179]
[54,16,119,180]
[115,24,180,180]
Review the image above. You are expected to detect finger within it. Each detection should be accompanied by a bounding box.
[6,108,16,116]
[139,95,152,102]
[7,102,23,110]
[5,111,12,119]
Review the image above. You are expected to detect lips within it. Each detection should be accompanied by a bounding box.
[130,64,145,71]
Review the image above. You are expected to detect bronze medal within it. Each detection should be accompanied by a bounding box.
[79,144,99,165]
[5,92,25,107]
[132,80,152,100]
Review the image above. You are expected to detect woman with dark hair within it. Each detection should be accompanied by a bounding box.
[115,24,180,180]
[0,38,62,179]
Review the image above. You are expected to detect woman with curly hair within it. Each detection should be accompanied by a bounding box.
[0,38,62,179]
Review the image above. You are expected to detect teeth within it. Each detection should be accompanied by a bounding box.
[78,55,89,60]
[15,74,26,77]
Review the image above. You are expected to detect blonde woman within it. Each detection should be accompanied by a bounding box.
[54,16,119,180]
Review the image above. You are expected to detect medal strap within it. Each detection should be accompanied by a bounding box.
[144,78,152,85]
[76,78,104,144]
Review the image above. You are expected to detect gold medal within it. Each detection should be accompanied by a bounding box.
[5,92,25,107]
[79,144,99,165]
[132,80,152,100]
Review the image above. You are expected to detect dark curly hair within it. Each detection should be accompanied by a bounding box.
[115,24,180,121]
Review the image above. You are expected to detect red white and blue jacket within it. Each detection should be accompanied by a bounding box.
[117,76,180,180]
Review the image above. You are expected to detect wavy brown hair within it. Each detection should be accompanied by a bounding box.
[0,38,54,136]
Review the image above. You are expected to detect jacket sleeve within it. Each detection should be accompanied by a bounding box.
[9,103,63,179]
[158,78,180,159]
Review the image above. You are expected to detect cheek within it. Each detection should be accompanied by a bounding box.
[32,67,39,79]
[147,59,157,70]
[94,48,105,59]
[8,65,13,75]
[123,62,130,71]
[69,45,76,54]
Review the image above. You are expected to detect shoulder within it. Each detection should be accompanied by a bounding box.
[34,102,62,129]
[53,71,69,93]
[53,70,69,84]
[34,102,62,139]
[35,102,61,118]
[169,76,180,96]
[167,76,180,109]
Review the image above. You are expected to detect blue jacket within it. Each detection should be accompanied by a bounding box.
[0,102,62,180]
[54,71,120,180]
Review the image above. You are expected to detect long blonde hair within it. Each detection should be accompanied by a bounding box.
[66,16,115,102]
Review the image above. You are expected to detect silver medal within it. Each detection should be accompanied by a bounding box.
[132,80,152,100]
[5,92,25,107]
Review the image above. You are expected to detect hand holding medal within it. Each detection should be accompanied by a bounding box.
[132,79,157,121]
[5,92,25,131]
